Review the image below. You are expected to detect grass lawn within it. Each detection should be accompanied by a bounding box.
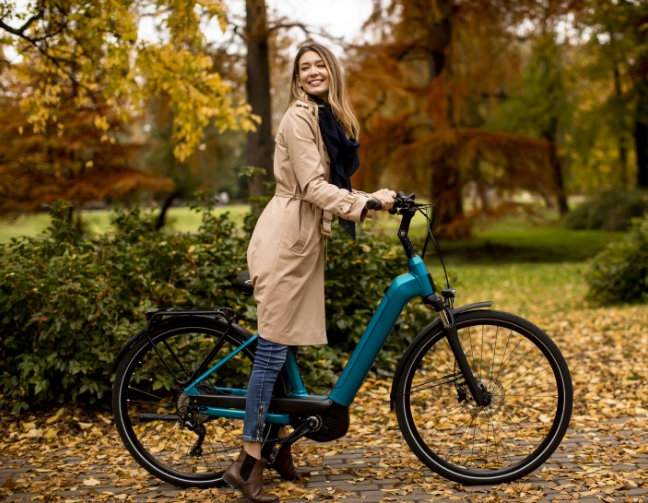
[436,221,618,263]
[1,204,619,263]
[429,262,588,319]
[380,212,618,263]
[0,205,250,243]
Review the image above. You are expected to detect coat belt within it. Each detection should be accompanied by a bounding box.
[274,185,333,237]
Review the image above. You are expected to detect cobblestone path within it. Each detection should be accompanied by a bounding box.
[2,417,648,503]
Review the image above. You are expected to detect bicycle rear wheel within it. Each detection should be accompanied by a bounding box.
[394,310,572,485]
[112,317,283,488]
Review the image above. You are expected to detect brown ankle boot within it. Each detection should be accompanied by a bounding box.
[268,444,311,480]
[223,448,278,503]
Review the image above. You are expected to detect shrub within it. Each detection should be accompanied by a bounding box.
[585,217,648,304]
[0,199,251,413]
[562,190,647,231]
[0,199,434,412]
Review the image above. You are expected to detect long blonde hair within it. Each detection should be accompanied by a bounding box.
[288,44,360,140]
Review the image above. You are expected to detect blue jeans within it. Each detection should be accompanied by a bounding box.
[242,336,288,442]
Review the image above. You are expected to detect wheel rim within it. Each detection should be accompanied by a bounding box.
[116,326,273,482]
[404,318,567,477]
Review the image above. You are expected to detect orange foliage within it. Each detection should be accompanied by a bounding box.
[0,72,173,217]
[348,0,583,237]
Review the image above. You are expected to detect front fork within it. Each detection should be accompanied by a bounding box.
[424,293,491,407]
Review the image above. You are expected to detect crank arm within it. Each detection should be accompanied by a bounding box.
[266,416,319,464]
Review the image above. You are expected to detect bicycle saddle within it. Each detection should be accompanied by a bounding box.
[235,270,254,296]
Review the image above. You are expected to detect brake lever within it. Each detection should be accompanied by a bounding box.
[389,192,416,214]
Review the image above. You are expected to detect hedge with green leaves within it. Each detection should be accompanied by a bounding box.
[563,190,647,231]
[585,217,648,304]
[0,198,433,413]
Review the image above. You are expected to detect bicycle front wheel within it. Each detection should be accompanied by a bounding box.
[394,310,572,485]
[112,317,283,488]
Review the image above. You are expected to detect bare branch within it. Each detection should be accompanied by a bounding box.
[267,22,310,33]
[0,8,44,37]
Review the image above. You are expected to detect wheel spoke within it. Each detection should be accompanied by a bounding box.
[114,324,282,485]
[492,335,524,383]
[499,349,546,388]
[128,387,165,402]
[480,324,485,382]
[399,315,571,480]
[507,369,552,393]
[498,408,536,456]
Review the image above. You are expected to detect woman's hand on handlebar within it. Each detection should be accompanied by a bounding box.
[369,189,396,211]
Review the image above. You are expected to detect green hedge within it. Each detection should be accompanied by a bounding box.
[563,190,647,231]
[0,198,432,413]
[585,217,648,304]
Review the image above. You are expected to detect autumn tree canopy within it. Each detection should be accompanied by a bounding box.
[347,0,591,237]
[0,68,172,216]
[1,0,646,228]
[0,0,259,161]
[0,0,266,217]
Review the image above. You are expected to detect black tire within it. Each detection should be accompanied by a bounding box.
[112,317,284,488]
[394,310,572,485]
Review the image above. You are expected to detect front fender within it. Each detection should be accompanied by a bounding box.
[389,301,493,410]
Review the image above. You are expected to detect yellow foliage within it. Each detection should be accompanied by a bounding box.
[3,0,251,161]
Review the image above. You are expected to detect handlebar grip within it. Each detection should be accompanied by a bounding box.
[366,199,382,210]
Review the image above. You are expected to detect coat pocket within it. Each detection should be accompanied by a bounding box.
[290,202,315,255]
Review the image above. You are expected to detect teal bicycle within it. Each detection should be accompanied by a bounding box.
[111,192,573,487]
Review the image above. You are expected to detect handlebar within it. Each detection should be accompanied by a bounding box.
[366,192,418,213]
[366,199,383,210]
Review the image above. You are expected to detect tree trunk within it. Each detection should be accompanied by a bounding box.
[155,191,180,231]
[425,0,466,237]
[541,114,569,216]
[245,0,275,202]
[536,183,555,209]
[431,161,467,238]
[613,66,629,188]
[635,81,648,189]
[548,140,569,215]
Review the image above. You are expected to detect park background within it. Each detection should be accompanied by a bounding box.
[1,0,648,501]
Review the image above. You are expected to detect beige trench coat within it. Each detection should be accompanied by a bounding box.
[247,100,370,346]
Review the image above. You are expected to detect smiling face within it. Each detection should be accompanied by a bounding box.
[296,50,330,101]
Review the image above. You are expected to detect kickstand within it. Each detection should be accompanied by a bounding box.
[266,416,320,464]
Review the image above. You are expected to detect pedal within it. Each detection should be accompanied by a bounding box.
[267,416,321,464]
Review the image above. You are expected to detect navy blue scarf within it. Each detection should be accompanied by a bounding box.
[308,94,360,240]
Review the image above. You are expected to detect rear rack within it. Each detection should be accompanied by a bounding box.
[145,306,237,323]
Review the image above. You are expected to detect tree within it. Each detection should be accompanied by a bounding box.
[244,0,275,200]
[348,0,576,236]
[485,34,572,214]
[0,0,259,163]
[0,71,172,218]
[578,0,648,188]
[630,3,648,188]
[143,93,247,229]
[237,1,321,202]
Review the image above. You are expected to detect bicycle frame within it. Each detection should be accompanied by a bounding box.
[183,255,434,425]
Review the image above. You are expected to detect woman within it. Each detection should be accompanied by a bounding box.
[223,44,395,503]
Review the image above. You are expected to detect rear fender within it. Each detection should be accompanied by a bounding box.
[389,301,493,410]
[109,327,146,374]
